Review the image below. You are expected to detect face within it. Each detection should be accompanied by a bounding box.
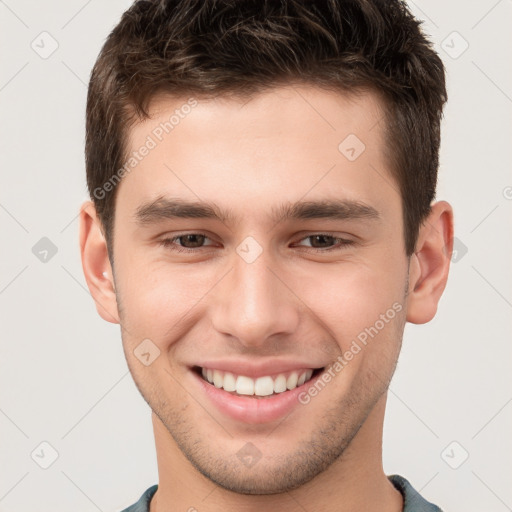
[110,85,410,494]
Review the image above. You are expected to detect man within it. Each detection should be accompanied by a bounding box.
[79,1,453,510]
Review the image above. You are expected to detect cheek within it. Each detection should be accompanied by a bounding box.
[291,263,406,386]
[297,261,405,336]
[115,257,218,340]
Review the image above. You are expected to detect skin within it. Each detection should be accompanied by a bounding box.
[79,85,453,512]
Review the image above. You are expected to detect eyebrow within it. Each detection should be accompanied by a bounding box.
[134,196,380,226]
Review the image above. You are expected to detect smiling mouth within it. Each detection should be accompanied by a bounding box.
[192,366,324,398]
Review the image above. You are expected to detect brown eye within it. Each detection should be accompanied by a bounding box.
[176,234,206,248]
[159,232,214,253]
[295,234,355,253]
[307,234,337,249]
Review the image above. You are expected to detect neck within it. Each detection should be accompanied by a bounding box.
[150,394,402,512]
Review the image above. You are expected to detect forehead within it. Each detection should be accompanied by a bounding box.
[142,85,386,145]
[116,84,397,226]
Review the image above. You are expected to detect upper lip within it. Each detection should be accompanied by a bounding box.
[191,359,326,379]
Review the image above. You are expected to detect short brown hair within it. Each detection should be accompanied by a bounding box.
[85,0,447,263]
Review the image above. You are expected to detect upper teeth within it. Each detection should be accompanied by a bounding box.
[201,368,315,396]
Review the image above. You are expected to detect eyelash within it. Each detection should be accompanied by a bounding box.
[159,232,355,254]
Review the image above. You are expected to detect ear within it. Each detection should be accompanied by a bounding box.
[405,200,454,324]
[79,200,120,324]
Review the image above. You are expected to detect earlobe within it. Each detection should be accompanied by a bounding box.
[405,200,454,324]
[79,201,120,324]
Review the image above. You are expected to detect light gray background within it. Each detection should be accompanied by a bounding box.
[1,1,511,511]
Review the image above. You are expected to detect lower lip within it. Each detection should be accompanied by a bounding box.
[191,369,320,424]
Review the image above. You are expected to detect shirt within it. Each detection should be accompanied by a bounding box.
[120,474,442,511]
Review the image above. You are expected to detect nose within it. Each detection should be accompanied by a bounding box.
[210,248,301,349]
